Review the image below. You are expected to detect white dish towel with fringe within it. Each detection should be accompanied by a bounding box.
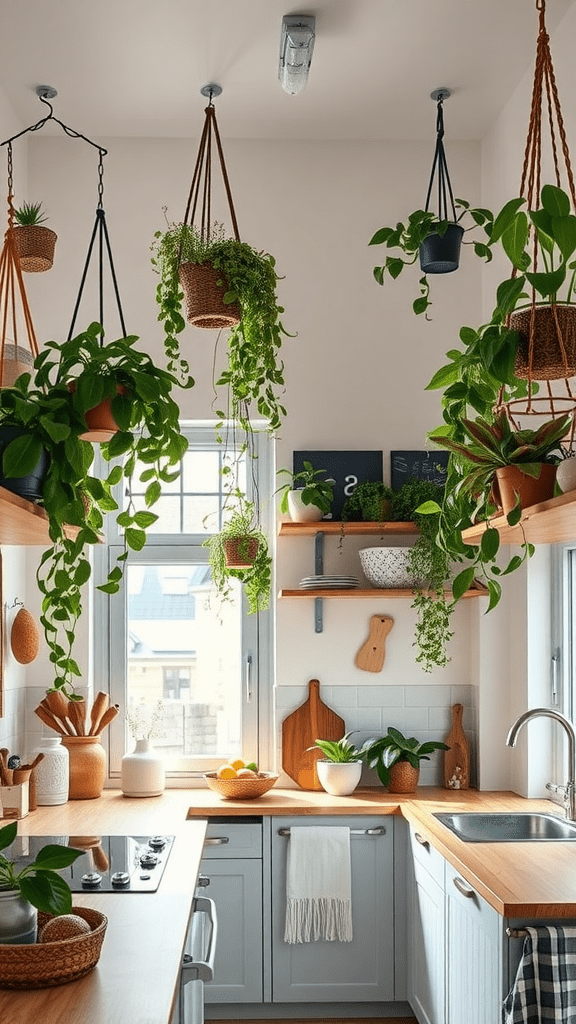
[284,826,353,943]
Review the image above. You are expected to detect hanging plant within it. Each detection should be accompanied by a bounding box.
[13,200,57,273]
[204,490,272,615]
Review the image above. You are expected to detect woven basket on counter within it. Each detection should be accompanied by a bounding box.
[0,906,107,989]
[204,770,279,800]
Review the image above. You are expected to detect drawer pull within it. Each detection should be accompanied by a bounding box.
[204,836,230,845]
[414,832,430,849]
[453,876,476,899]
[278,826,386,837]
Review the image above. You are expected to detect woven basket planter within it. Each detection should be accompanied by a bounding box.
[0,343,34,388]
[178,262,241,329]
[512,305,576,380]
[13,225,57,273]
[387,761,420,793]
[494,463,557,516]
[223,536,259,569]
[0,906,107,989]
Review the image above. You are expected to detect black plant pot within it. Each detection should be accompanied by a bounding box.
[419,222,464,274]
[0,426,49,502]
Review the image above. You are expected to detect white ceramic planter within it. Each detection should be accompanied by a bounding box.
[287,490,324,523]
[121,739,165,798]
[317,760,362,796]
[557,458,576,494]
[0,890,37,944]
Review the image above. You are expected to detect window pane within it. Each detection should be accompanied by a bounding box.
[182,450,220,492]
[125,563,242,763]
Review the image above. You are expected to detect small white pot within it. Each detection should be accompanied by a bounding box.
[121,739,165,798]
[316,760,363,796]
[287,490,324,523]
[557,458,576,494]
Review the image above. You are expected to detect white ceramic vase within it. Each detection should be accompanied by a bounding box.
[287,490,324,523]
[33,737,69,806]
[121,739,165,798]
[0,890,37,944]
[316,760,363,796]
[557,458,576,494]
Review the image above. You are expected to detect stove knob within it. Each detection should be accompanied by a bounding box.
[148,836,167,851]
[111,871,131,888]
[140,852,159,869]
[81,871,103,889]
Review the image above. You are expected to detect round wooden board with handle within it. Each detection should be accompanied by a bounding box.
[281,679,345,790]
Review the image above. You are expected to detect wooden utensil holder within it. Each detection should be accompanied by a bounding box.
[0,781,29,819]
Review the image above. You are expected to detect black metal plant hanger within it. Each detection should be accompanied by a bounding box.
[1,87,127,344]
[424,88,457,224]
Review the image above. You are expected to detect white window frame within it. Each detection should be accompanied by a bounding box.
[550,541,576,792]
[92,421,274,783]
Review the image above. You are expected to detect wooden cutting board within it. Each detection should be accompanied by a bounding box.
[282,679,345,790]
[355,614,394,672]
[443,703,470,789]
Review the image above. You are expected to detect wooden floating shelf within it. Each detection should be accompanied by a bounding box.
[462,491,576,546]
[278,520,420,536]
[279,588,486,600]
[0,485,80,545]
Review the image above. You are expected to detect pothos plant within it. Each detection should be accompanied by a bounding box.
[204,491,272,616]
[0,322,187,698]
[151,219,289,436]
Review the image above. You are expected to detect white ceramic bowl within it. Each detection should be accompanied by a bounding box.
[359,546,416,588]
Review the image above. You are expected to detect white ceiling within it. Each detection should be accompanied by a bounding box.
[0,0,574,142]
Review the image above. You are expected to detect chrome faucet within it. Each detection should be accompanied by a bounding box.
[506,708,576,821]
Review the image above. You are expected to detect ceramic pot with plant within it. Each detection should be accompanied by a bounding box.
[13,201,57,273]
[557,448,576,494]
[0,821,82,943]
[205,491,271,615]
[360,727,448,793]
[312,735,363,796]
[151,220,289,435]
[275,460,334,523]
[341,481,394,522]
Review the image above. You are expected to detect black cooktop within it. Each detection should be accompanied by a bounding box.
[5,834,175,893]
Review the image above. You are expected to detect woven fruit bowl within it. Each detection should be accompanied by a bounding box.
[0,906,107,989]
[204,771,279,800]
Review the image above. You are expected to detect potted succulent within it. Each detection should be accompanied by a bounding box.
[312,734,363,796]
[151,220,289,435]
[0,322,187,698]
[205,491,272,615]
[0,821,83,943]
[275,460,334,522]
[13,201,57,273]
[341,481,394,522]
[360,727,448,793]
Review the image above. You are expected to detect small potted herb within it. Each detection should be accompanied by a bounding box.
[341,481,394,522]
[0,821,82,943]
[13,201,57,272]
[205,492,272,615]
[360,728,448,793]
[275,460,334,522]
[312,734,363,796]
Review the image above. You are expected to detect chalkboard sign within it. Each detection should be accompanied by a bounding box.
[390,450,449,491]
[293,450,383,521]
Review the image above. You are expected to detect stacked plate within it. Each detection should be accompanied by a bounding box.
[299,575,360,590]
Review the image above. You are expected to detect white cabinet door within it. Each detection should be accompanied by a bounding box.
[201,857,263,1003]
[445,862,503,1024]
[407,850,445,1024]
[271,816,395,1002]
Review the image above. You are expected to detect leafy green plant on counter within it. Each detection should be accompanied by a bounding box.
[312,734,362,763]
[0,822,82,916]
[359,728,448,788]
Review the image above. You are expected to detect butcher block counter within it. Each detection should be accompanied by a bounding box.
[187,785,576,917]
[3,786,576,1024]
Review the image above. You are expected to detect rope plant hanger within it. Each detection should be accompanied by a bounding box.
[498,0,576,427]
[0,141,39,387]
[419,89,464,275]
[178,84,242,329]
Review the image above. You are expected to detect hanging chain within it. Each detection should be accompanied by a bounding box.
[97,149,105,209]
[6,143,14,230]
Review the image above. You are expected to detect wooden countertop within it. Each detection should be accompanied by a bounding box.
[0,791,207,1024]
[186,785,576,918]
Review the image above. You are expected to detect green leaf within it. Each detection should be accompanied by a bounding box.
[107,431,134,458]
[0,822,17,852]
[525,263,567,298]
[39,416,70,444]
[490,197,526,244]
[386,257,404,280]
[125,527,147,551]
[20,872,72,916]
[501,212,528,267]
[452,567,475,601]
[541,183,571,218]
[552,214,576,260]
[480,528,500,561]
[133,510,159,528]
[2,434,43,478]
[426,363,461,390]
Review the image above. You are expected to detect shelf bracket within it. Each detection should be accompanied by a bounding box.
[314,532,324,633]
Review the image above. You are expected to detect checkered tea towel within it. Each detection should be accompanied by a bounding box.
[503,926,576,1023]
[284,826,352,943]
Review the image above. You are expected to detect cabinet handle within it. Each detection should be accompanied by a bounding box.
[204,836,230,845]
[453,876,476,899]
[246,654,252,705]
[278,826,386,837]
[414,832,430,850]
[197,874,210,887]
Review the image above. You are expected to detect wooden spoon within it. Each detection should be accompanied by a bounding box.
[44,691,76,735]
[34,705,67,737]
[89,692,110,736]
[93,705,120,734]
[68,700,87,736]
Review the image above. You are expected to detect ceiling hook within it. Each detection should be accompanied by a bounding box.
[36,85,58,118]
[200,83,222,107]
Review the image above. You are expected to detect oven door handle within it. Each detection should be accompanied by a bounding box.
[181,895,218,985]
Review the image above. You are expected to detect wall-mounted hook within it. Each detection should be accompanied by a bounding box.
[5,598,23,611]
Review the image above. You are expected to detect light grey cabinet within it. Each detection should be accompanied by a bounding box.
[445,861,503,1024]
[407,825,445,1024]
[201,821,264,1004]
[271,815,395,1002]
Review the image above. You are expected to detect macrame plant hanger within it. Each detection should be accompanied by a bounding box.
[498,0,576,435]
[420,89,464,275]
[178,84,242,330]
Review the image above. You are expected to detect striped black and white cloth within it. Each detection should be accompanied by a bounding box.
[504,926,576,1023]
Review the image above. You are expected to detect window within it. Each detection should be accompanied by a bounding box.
[93,423,273,779]
[550,542,576,787]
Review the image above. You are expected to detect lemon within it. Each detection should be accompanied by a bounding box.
[229,758,245,771]
[216,764,237,779]
[236,767,257,778]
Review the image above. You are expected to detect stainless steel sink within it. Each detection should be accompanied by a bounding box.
[433,811,576,842]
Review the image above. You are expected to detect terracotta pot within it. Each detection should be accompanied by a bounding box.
[70,383,127,443]
[387,761,420,793]
[13,225,57,272]
[178,262,242,329]
[61,735,106,800]
[494,463,557,516]
[223,537,258,568]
